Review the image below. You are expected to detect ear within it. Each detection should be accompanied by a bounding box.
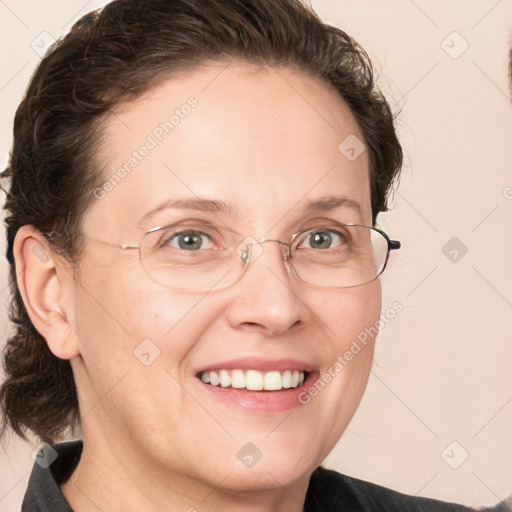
[13,225,80,360]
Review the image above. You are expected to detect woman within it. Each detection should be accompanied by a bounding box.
[0,0,508,510]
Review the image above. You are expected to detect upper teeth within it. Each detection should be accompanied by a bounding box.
[200,370,305,391]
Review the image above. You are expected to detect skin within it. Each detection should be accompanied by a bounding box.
[15,61,382,512]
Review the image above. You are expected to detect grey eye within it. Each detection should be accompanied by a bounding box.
[300,230,345,250]
[166,231,214,251]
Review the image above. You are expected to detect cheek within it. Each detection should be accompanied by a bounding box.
[301,281,381,424]
[316,280,382,350]
[72,261,224,390]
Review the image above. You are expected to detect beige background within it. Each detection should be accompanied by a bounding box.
[1,0,511,510]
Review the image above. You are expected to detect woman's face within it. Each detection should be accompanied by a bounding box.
[71,62,381,491]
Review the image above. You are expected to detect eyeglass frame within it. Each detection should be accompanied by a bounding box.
[72,222,401,292]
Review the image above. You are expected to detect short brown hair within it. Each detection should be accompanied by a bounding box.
[1,0,402,443]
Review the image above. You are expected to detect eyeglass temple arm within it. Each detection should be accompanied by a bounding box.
[389,240,401,251]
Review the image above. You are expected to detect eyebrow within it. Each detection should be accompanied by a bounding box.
[137,197,238,227]
[301,195,362,214]
[138,194,362,227]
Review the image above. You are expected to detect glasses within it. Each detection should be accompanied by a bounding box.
[79,222,401,292]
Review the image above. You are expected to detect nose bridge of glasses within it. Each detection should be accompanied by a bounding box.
[237,237,291,266]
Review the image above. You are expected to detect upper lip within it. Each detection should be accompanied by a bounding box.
[195,357,316,374]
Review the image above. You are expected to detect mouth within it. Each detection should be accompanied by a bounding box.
[194,359,317,413]
[197,369,308,391]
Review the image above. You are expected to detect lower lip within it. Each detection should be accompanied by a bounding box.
[197,373,318,413]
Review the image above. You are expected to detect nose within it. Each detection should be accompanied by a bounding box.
[225,240,309,337]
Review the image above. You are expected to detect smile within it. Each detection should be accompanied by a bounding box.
[194,358,317,412]
[198,369,307,391]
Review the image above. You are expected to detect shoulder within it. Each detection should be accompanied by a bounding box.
[305,466,509,512]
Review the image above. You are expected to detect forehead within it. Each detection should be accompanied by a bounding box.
[87,61,371,236]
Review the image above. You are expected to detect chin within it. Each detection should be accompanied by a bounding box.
[202,433,324,493]
[218,458,315,493]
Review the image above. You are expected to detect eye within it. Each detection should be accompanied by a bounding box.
[164,229,216,251]
[297,229,348,250]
